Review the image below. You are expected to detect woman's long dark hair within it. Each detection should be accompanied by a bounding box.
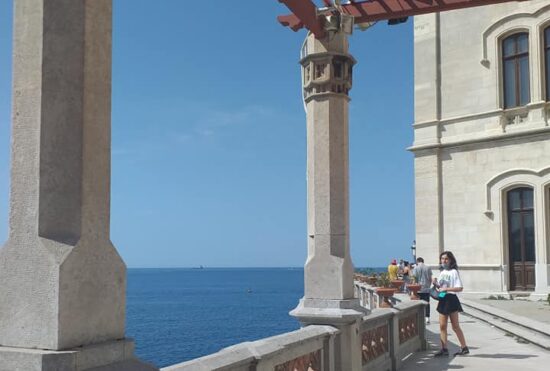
[440,251,459,270]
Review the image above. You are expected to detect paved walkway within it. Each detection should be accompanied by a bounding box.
[399,300,550,370]
[467,297,550,325]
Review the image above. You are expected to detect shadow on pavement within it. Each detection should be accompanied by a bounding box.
[404,351,466,370]
[468,353,538,359]
[402,331,464,370]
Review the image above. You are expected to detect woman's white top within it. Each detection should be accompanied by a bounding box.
[437,268,463,295]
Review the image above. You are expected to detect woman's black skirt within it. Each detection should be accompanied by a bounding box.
[436,293,463,315]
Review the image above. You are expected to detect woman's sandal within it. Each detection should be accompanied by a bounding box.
[434,348,449,357]
[454,347,470,356]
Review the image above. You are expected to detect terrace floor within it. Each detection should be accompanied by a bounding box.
[399,298,550,371]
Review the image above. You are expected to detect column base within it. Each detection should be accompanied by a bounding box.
[290,297,369,325]
[290,297,368,371]
[0,339,158,371]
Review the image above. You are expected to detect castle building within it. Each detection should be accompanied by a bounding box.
[413,0,550,297]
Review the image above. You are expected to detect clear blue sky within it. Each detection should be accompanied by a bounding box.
[0,1,415,268]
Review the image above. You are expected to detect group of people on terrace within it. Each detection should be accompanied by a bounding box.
[387,258,412,283]
[388,251,470,357]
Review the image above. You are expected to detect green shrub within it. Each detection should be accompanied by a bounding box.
[376,272,392,288]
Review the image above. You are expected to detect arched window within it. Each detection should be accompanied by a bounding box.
[502,33,530,108]
[507,187,535,291]
[545,27,550,100]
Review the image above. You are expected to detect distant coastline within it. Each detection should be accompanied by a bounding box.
[127,266,306,270]
[127,266,386,271]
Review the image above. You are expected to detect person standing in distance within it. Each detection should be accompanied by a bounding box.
[402,261,411,293]
[388,259,399,281]
[413,257,432,323]
[433,251,469,357]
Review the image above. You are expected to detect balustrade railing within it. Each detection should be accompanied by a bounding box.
[355,281,400,310]
[392,301,426,369]
[162,325,338,371]
[360,310,393,370]
[162,283,426,371]
[359,300,426,371]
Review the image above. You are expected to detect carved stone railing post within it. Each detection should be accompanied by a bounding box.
[390,302,427,370]
[0,1,155,369]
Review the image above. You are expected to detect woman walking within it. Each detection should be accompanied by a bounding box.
[433,251,469,357]
[402,261,411,293]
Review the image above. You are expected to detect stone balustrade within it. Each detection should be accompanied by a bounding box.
[162,325,339,371]
[160,297,426,371]
[355,281,379,310]
[392,301,427,369]
[360,310,393,370]
[355,281,402,310]
[354,279,428,370]
[359,301,426,371]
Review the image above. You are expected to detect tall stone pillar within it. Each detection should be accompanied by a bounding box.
[0,1,156,370]
[290,28,367,371]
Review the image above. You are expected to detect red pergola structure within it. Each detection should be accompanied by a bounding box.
[278,0,528,38]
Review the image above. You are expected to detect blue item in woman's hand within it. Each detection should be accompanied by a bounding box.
[430,285,440,300]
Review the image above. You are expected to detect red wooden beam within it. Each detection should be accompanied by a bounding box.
[278,0,527,35]
[277,0,326,38]
[342,0,527,23]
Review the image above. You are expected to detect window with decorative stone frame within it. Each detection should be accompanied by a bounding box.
[502,32,530,108]
[479,5,550,131]
[485,168,550,293]
[479,8,550,128]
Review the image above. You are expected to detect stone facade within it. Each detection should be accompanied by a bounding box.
[412,0,550,297]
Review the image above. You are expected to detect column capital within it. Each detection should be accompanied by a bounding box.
[301,31,355,103]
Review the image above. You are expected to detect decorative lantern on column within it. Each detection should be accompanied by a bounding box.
[300,31,355,103]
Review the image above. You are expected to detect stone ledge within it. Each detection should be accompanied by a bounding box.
[408,126,550,151]
[163,325,339,371]
[0,339,158,371]
[394,299,425,308]
[88,359,158,371]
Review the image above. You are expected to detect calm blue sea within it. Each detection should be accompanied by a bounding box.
[127,267,386,368]
[126,268,304,368]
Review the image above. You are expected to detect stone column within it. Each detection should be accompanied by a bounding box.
[290,29,367,371]
[0,1,156,370]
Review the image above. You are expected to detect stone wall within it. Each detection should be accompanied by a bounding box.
[412,0,550,296]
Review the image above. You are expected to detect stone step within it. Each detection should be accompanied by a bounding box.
[509,292,531,298]
[461,299,550,351]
